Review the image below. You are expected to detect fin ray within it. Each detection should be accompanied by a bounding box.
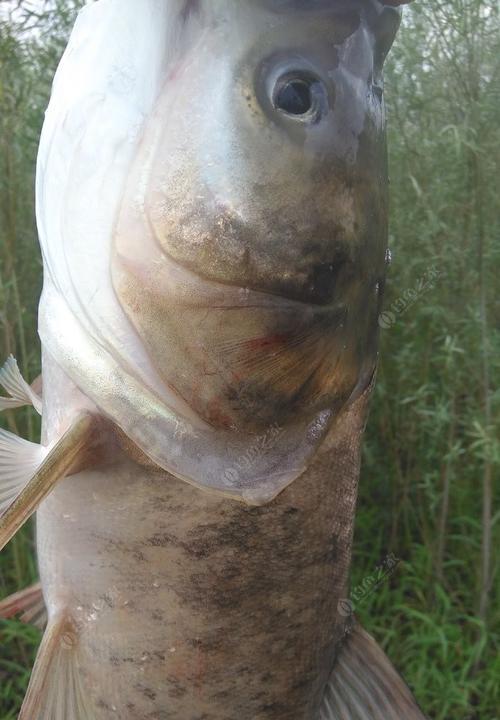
[320,624,427,719]
[0,356,42,414]
[0,413,93,551]
[0,429,48,514]
[19,612,93,720]
[0,582,47,629]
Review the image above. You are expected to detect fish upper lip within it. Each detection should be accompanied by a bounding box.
[116,247,348,312]
[206,300,348,319]
[171,255,350,310]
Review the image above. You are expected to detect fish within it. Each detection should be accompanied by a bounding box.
[0,0,427,718]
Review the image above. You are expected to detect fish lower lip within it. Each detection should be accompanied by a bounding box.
[154,233,350,307]
[115,248,346,312]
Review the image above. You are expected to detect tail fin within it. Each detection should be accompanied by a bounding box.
[0,582,47,629]
[19,612,93,720]
[0,356,42,414]
[320,624,427,719]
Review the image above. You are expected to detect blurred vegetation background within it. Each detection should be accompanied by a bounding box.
[0,1,498,718]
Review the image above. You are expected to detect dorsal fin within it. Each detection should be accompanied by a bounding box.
[0,356,42,414]
[19,612,93,720]
[320,624,427,719]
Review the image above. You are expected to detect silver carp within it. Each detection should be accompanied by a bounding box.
[0,1,426,718]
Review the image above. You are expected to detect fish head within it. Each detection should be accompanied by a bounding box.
[37,0,404,500]
[112,0,401,434]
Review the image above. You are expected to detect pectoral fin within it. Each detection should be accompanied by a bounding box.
[0,582,47,629]
[0,414,93,551]
[321,624,427,719]
[0,429,49,513]
[0,356,42,413]
[19,612,92,720]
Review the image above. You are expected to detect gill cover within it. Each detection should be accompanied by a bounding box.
[37,0,399,504]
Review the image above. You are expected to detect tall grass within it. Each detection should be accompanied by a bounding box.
[354,4,499,718]
[0,2,498,718]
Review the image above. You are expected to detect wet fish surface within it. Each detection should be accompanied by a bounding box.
[0,1,427,718]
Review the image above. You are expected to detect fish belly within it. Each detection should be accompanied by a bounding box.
[36,437,359,720]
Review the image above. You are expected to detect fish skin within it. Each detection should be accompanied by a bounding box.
[0,0,426,718]
[36,374,372,720]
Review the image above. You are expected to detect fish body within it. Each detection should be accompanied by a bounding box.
[0,1,427,718]
[37,385,367,719]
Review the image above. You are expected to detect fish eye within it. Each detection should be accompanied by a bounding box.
[275,78,312,115]
[272,72,327,121]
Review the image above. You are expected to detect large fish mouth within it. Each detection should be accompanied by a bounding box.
[146,186,364,307]
[162,231,356,308]
[112,245,377,433]
[144,163,383,308]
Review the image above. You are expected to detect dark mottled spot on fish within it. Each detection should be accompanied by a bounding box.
[146,712,170,720]
[100,592,115,608]
[146,531,215,559]
[321,535,340,564]
[136,683,157,702]
[258,701,291,717]
[167,679,188,700]
[96,698,111,711]
[146,532,176,548]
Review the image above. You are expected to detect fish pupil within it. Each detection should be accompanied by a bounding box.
[275,78,313,116]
